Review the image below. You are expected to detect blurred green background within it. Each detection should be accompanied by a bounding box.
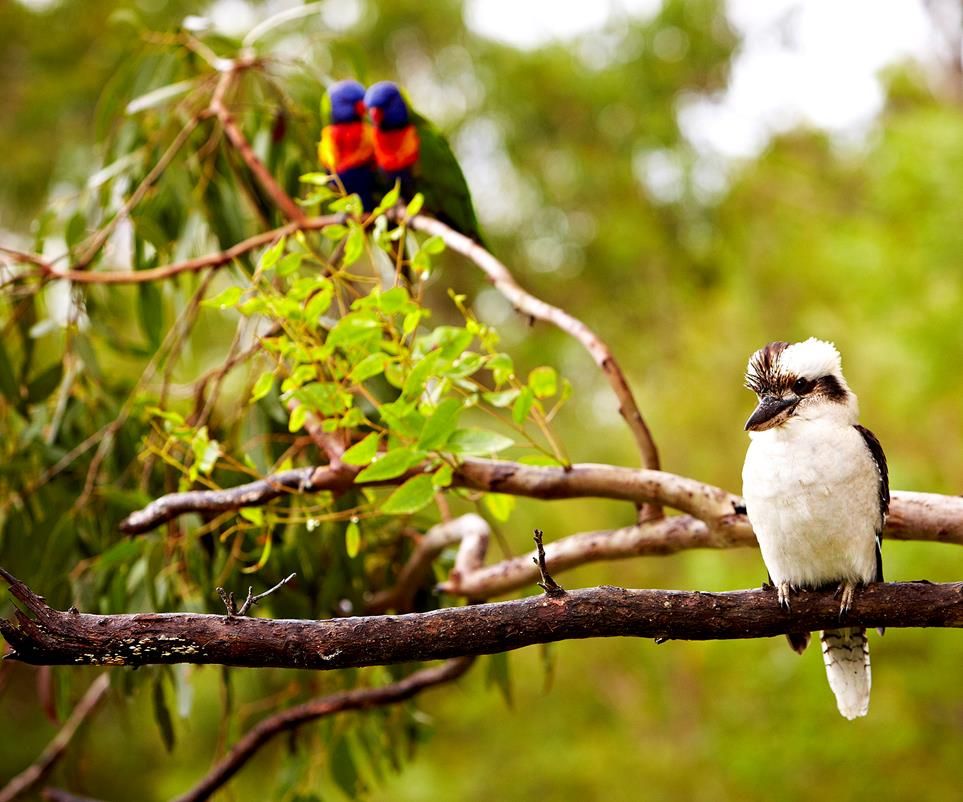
[1,0,962,799]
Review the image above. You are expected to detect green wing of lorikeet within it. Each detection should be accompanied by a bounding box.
[408,108,485,246]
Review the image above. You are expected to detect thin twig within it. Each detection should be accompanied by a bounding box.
[217,573,297,617]
[0,674,110,802]
[532,529,565,597]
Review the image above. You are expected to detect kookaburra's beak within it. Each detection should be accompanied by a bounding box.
[745,395,798,432]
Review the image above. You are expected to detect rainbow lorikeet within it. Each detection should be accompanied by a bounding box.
[363,81,484,244]
[319,80,376,210]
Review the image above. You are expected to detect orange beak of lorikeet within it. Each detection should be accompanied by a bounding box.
[354,100,366,118]
[369,106,384,125]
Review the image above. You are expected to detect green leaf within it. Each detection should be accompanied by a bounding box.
[191,429,220,476]
[528,366,558,398]
[125,79,195,114]
[380,473,435,515]
[138,282,163,349]
[288,404,308,432]
[483,493,516,523]
[239,507,264,526]
[512,386,535,424]
[402,352,439,400]
[355,447,425,482]
[488,353,515,385]
[343,224,365,266]
[345,520,361,557]
[321,223,348,240]
[421,235,446,255]
[486,652,513,707]
[348,352,387,383]
[432,463,454,488]
[276,252,304,277]
[0,341,19,400]
[299,171,332,185]
[402,310,423,337]
[341,432,380,466]
[258,237,286,271]
[326,312,381,349]
[417,398,463,451]
[249,371,274,404]
[298,173,331,187]
[304,284,334,320]
[406,193,424,217]
[26,363,63,404]
[483,389,520,408]
[201,285,243,310]
[378,286,410,314]
[446,429,514,456]
[373,181,400,215]
[153,674,176,752]
[65,212,87,252]
[330,738,359,798]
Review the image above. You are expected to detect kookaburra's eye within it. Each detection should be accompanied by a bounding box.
[792,377,815,395]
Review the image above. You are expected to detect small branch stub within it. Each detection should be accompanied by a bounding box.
[533,529,565,597]
[217,573,296,617]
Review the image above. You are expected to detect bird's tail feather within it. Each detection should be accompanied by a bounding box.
[821,627,871,719]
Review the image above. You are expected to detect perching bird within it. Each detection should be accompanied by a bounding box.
[363,81,484,244]
[741,338,889,719]
[319,80,376,210]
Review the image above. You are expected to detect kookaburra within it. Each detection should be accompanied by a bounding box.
[741,338,889,719]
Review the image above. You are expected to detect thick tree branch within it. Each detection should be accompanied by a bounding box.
[0,674,110,802]
[171,657,473,802]
[3,570,962,671]
[409,214,661,474]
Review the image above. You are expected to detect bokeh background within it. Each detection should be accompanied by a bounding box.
[1,0,962,799]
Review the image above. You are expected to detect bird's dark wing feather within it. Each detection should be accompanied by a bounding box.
[410,109,484,245]
[854,424,889,583]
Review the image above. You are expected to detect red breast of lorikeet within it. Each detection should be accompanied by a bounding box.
[364,81,484,245]
[319,80,376,210]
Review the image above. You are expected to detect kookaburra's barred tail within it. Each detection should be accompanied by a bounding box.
[821,628,871,719]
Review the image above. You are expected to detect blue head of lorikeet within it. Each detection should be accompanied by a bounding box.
[319,80,376,209]
[328,79,367,123]
[364,81,484,244]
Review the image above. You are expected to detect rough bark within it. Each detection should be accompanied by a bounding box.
[3,569,961,671]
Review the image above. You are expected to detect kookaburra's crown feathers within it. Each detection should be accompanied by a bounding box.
[746,337,846,397]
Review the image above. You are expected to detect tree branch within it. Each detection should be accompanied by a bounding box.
[119,458,737,535]
[208,63,306,224]
[365,513,491,613]
[171,657,473,802]
[3,569,962,671]
[0,674,110,802]
[409,214,661,474]
[25,217,342,285]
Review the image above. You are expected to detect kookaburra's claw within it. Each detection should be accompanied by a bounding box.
[836,581,857,619]
[777,581,794,611]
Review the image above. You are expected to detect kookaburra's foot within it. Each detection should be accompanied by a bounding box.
[777,581,795,612]
[835,580,857,619]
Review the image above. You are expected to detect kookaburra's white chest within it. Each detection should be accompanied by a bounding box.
[742,418,880,588]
